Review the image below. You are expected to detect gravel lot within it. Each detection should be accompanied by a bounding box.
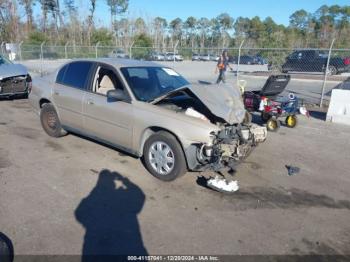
[0,60,350,258]
[1,97,350,257]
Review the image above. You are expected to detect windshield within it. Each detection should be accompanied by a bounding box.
[120,67,190,102]
[0,55,12,65]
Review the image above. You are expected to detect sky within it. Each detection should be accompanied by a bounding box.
[30,0,350,27]
[91,0,350,26]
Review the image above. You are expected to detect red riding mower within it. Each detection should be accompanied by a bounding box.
[243,75,305,131]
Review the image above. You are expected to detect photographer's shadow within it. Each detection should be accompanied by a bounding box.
[75,169,147,259]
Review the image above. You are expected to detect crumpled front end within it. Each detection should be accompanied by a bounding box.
[194,123,267,171]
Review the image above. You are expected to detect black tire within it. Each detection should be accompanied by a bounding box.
[328,66,337,76]
[261,112,271,123]
[285,115,298,128]
[143,131,187,181]
[40,103,67,137]
[21,92,29,99]
[266,118,280,132]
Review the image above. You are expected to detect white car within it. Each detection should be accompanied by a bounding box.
[165,52,183,61]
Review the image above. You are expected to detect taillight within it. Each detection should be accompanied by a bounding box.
[344,58,350,65]
[28,81,32,93]
[26,75,32,94]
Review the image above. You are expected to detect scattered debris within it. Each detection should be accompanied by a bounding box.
[185,107,209,121]
[207,175,239,193]
[89,169,99,174]
[286,165,300,176]
[299,106,310,117]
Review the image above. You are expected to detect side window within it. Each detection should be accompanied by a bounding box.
[289,52,298,59]
[56,65,68,84]
[305,51,315,59]
[61,62,93,90]
[95,67,124,95]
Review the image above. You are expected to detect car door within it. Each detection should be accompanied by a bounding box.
[53,61,94,131]
[82,64,134,150]
[302,50,318,72]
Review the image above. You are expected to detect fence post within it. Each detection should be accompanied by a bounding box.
[236,40,245,88]
[1,42,5,55]
[65,41,70,59]
[129,41,135,59]
[95,42,100,58]
[174,40,179,63]
[320,38,336,108]
[40,41,46,77]
[19,41,23,61]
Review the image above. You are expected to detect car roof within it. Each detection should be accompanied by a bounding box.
[67,58,162,68]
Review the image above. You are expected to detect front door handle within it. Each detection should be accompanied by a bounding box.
[87,99,94,105]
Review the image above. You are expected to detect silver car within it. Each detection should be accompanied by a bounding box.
[165,53,183,61]
[108,49,129,59]
[29,59,266,181]
[0,55,32,98]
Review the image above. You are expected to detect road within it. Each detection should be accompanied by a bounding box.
[0,97,350,257]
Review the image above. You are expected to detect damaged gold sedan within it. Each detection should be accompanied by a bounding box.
[29,59,267,181]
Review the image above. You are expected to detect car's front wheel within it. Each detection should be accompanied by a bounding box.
[40,103,67,137]
[143,131,187,181]
[327,66,337,76]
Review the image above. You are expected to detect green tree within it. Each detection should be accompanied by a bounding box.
[217,13,234,47]
[18,0,35,30]
[169,18,183,46]
[26,31,49,44]
[184,16,197,49]
[153,16,167,48]
[289,9,310,30]
[91,28,113,45]
[135,17,146,35]
[132,33,152,59]
[197,17,210,49]
[106,0,128,30]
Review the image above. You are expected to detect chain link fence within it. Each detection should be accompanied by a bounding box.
[1,41,350,107]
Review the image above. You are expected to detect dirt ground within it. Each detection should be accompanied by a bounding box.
[0,96,350,258]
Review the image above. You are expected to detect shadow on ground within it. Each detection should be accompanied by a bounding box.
[308,111,327,121]
[75,169,147,261]
[217,187,350,211]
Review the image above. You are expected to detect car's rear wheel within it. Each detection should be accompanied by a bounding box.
[40,103,67,137]
[143,131,187,181]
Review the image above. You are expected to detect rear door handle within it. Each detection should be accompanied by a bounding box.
[87,99,94,105]
[54,91,60,95]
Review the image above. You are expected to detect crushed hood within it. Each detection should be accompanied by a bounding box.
[153,83,246,125]
[189,83,246,124]
[0,63,28,80]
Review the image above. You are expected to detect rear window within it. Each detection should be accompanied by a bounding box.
[56,65,68,83]
[58,62,93,90]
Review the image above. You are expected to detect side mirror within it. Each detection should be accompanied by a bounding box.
[107,89,127,102]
